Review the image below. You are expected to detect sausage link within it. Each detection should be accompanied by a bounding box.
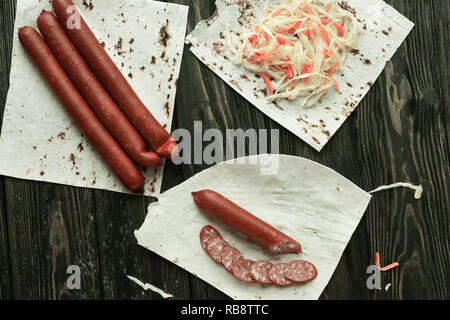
[52,0,178,159]
[19,26,145,193]
[192,190,302,254]
[37,11,161,168]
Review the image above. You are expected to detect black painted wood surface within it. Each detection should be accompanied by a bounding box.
[0,0,448,300]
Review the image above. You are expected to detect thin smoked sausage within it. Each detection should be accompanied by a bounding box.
[52,0,178,159]
[37,11,161,167]
[192,190,302,254]
[19,26,145,193]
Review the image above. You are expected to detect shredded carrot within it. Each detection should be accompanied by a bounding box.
[288,20,303,34]
[375,252,399,271]
[326,73,341,93]
[272,8,286,17]
[260,72,274,95]
[253,43,281,62]
[326,60,340,74]
[333,22,345,37]
[302,62,314,82]
[226,0,361,106]
[276,36,294,46]
[303,29,312,40]
[318,23,331,45]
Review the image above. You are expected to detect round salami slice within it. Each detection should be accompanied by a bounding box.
[200,225,222,251]
[268,263,293,286]
[220,246,244,274]
[249,261,274,284]
[284,260,318,283]
[207,238,230,264]
[232,259,256,283]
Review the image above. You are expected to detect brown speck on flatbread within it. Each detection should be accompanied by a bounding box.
[346,82,353,87]
[128,73,133,79]
[77,142,84,152]
[139,66,145,71]
[100,41,106,48]
[219,32,226,39]
[272,101,284,110]
[312,137,321,145]
[114,38,125,56]
[158,19,171,47]
[163,102,170,118]
[57,132,66,140]
[151,56,156,64]
[82,0,93,10]
[40,171,45,176]
[339,1,356,16]
[363,58,372,65]
[129,38,135,45]
[230,80,242,91]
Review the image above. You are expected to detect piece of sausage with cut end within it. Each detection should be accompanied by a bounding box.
[200,225,222,250]
[192,189,302,255]
[284,260,318,283]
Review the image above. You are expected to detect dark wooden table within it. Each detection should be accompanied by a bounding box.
[0,0,448,300]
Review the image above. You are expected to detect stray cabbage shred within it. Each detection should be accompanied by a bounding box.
[226,0,361,108]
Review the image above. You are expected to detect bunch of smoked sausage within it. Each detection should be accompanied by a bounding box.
[19,0,178,193]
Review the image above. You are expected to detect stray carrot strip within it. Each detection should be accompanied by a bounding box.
[325,4,331,12]
[253,43,281,62]
[321,16,328,24]
[302,1,316,15]
[272,8,286,17]
[326,60,340,74]
[380,263,400,271]
[262,31,269,42]
[260,72,274,95]
[326,74,341,93]
[254,25,260,33]
[318,23,331,45]
[375,252,400,271]
[333,22,345,37]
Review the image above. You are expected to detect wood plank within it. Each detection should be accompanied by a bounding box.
[5,179,103,299]
[0,0,16,300]
[352,0,449,299]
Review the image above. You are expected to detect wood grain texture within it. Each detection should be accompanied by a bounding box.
[0,0,448,300]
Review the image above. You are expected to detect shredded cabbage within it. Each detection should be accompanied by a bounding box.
[226,0,361,107]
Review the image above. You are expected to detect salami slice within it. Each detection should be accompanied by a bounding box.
[207,238,230,264]
[232,259,256,283]
[268,263,293,286]
[220,246,244,274]
[284,260,318,283]
[249,261,274,284]
[200,225,222,250]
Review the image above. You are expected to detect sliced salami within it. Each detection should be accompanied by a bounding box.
[232,259,256,283]
[268,263,293,286]
[284,260,318,283]
[200,225,222,250]
[207,238,230,264]
[220,246,244,274]
[249,261,274,284]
